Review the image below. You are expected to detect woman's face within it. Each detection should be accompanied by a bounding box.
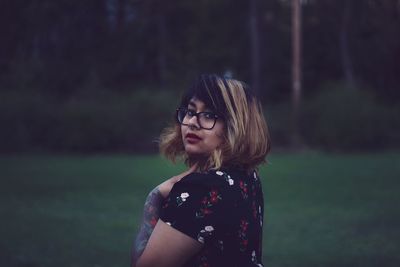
[181,97,225,157]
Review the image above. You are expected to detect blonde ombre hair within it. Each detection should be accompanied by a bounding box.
[159,74,270,173]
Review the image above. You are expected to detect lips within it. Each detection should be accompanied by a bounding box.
[185,133,202,141]
[186,133,202,140]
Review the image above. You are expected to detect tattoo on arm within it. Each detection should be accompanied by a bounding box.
[131,186,164,266]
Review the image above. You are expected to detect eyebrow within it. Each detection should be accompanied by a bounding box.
[188,100,214,113]
[188,101,197,108]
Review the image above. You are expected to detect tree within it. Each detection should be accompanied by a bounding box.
[339,0,356,88]
[291,0,303,147]
[249,0,261,96]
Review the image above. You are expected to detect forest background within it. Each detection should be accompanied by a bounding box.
[1,1,400,267]
[1,0,399,154]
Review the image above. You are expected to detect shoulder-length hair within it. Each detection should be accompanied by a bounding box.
[159,74,271,173]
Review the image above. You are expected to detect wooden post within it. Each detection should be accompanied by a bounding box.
[291,0,302,148]
[250,0,260,96]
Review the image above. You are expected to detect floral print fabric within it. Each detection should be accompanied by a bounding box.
[160,168,264,267]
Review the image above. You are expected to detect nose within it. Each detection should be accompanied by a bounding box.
[187,114,200,129]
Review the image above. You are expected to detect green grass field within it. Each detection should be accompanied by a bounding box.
[1,152,399,267]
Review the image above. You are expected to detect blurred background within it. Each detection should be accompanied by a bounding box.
[0,0,399,267]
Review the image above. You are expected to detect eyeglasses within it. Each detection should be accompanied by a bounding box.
[176,108,219,130]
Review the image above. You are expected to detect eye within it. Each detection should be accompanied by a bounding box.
[203,112,216,119]
[186,109,196,117]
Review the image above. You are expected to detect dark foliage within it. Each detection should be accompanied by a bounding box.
[0,0,399,152]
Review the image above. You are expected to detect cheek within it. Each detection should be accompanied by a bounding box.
[180,125,186,138]
[210,124,225,146]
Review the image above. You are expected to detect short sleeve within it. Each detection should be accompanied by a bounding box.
[160,173,226,244]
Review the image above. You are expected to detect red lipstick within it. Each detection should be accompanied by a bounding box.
[185,133,202,143]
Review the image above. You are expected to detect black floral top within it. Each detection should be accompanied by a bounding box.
[160,168,264,267]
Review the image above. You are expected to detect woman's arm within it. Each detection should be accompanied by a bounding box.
[131,186,164,266]
[131,164,198,267]
[136,219,202,267]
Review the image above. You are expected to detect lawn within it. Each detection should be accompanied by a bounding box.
[0,152,399,267]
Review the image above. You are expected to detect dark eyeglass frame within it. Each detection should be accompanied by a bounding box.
[176,107,219,130]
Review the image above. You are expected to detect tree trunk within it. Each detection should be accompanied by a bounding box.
[116,0,126,33]
[249,0,261,96]
[340,0,356,88]
[157,9,167,87]
[291,0,303,148]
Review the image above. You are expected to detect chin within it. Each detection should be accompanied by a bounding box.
[185,148,204,156]
[184,145,209,157]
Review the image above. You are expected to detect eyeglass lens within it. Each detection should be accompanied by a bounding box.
[177,109,216,129]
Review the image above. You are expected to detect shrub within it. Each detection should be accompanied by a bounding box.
[0,88,180,153]
[0,90,60,153]
[300,82,399,151]
[264,102,292,147]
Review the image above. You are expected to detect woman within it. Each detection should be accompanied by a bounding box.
[131,74,270,267]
